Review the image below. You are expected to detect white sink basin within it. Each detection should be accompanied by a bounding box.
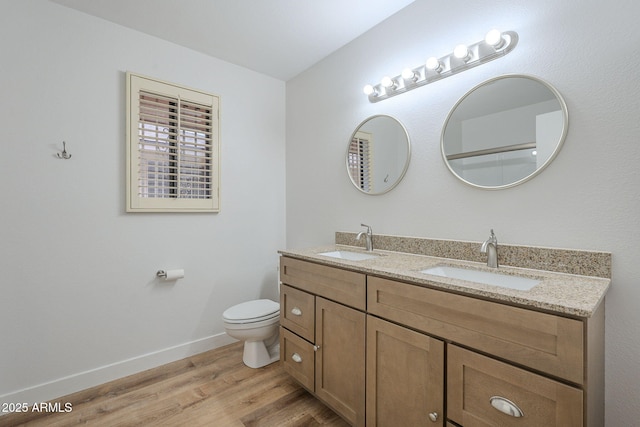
[420,266,540,291]
[318,250,379,261]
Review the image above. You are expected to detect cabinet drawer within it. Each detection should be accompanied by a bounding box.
[448,345,583,426]
[280,284,315,342]
[280,256,366,310]
[367,276,584,384]
[280,327,315,392]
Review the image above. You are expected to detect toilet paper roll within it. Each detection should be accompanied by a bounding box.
[163,269,185,281]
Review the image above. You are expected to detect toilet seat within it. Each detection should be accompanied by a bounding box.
[223,299,280,324]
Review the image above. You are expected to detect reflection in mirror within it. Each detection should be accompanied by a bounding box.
[347,115,411,195]
[441,74,568,189]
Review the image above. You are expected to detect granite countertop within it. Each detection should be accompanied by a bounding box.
[279,244,611,318]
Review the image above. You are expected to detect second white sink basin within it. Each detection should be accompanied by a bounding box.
[420,266,540,291]
[318,250,379,261]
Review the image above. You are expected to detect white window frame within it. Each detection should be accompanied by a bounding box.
[126,72,220,212]
[348,130,374,193]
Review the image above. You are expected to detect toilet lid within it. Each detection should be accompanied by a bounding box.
[223,299,280,322]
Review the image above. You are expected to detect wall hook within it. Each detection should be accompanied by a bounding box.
[56,141,72,159]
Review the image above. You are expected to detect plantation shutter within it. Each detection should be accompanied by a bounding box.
[127,73,220,212]
[348,131,373,192]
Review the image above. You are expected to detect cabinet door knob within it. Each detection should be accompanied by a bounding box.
[489,396,524,417]
[313,345,320,352]
[291,353,303,363]
[428,412,438,422]
[291,307,302,316]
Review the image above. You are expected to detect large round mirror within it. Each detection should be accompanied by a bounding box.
[441,74,568,189]
[346,115,411,195]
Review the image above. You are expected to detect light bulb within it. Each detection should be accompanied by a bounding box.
[485,29,505,48]
[426,57,442,72]
[453,44,471,61]
[363,84,375,96]
[402,68,417,81]
[381,76,395,89]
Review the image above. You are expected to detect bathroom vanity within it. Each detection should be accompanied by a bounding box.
[278,234,610,427]
[280,258,366,425]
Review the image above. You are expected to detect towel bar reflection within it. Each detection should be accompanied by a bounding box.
[446,142,536,161]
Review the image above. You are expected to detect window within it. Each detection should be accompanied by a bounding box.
[348,131,373,192]
[126,72,220,212]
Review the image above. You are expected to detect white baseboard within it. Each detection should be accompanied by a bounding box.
[0,333,237,407]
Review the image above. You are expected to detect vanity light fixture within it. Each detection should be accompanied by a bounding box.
[363,84,377,96]
[426,57,443,73]
[363,29,518,102]
[381,76,397,90]
[401,68,419,82]
[485,29,506,49]
[401,68,420,83]
[453,44,471,62]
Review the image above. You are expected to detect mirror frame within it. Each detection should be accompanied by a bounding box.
[346,114,411,195]
[440,74,569,190]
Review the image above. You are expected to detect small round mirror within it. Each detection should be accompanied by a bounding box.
[346,115,411,195]
[441,74,568,189]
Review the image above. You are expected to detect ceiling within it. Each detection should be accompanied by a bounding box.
[50,0,416,81]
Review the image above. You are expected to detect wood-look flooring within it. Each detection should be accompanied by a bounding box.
[2,342,349,427]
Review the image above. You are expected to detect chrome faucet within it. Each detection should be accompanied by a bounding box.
[481,229,498,268]
[356,223,374,252]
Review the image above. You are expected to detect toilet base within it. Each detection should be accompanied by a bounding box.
[243,340,280,369]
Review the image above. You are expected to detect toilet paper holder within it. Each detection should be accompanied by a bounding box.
[156,269,185,280]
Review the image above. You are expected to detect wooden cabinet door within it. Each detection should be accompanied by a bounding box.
[448,345,583,427]
[315,297,366,427]
[366,315,445,426]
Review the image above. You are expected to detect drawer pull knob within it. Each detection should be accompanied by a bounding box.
[428,412,438,422]
[490,396,524,418]
[291,353,303,363]
[313,345,321,352]
[291,307,303,316]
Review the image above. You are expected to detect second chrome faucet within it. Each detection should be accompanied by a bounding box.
[357,223,374,252]
[481,229,498,268]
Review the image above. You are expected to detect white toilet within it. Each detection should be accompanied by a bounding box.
[223,299,280,368]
